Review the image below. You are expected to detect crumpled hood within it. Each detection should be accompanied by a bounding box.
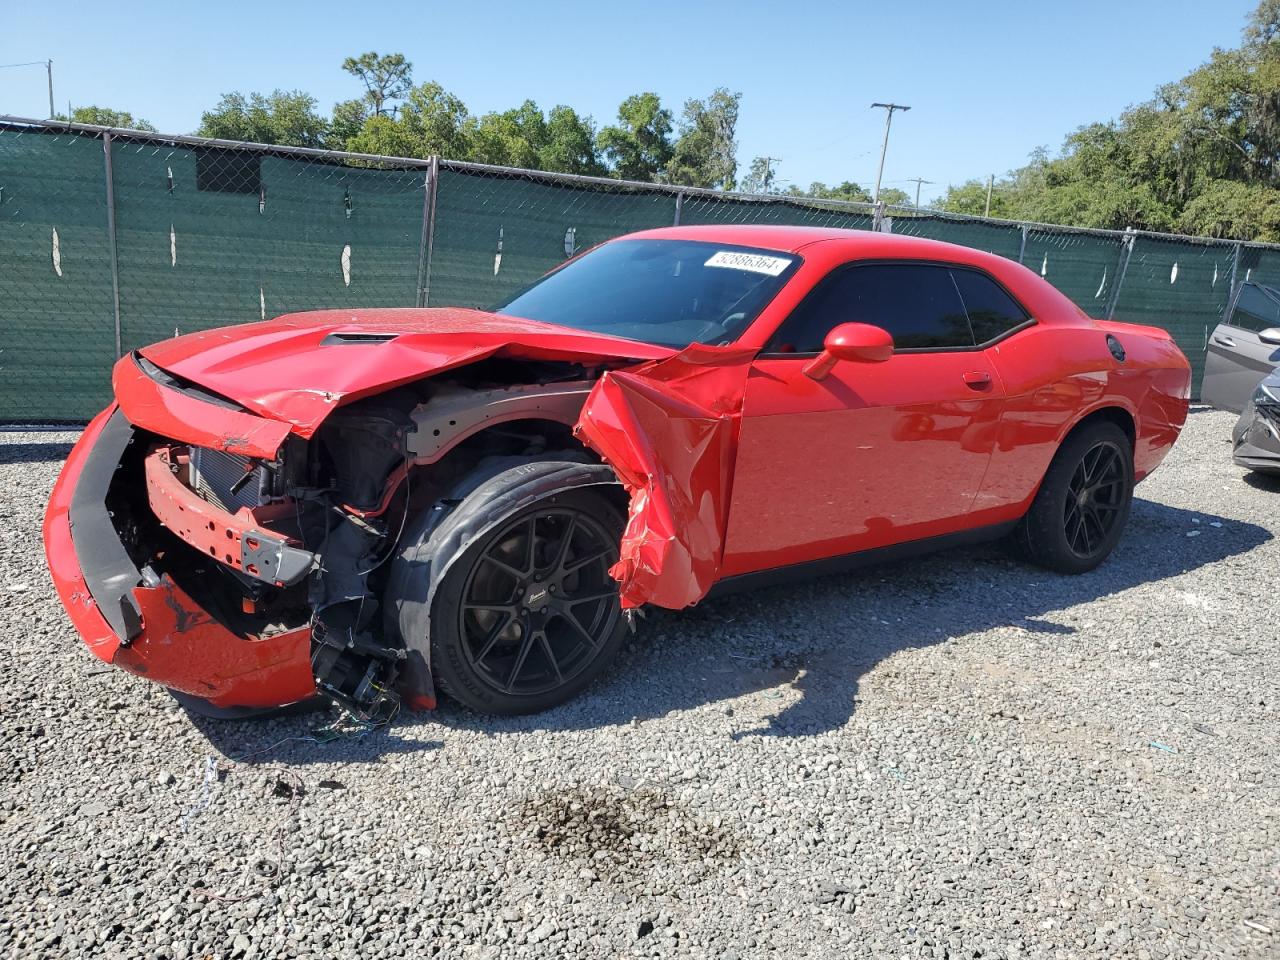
[138,307,671,434]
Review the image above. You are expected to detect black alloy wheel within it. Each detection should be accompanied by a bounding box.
[1062,439,1128,558]
[459,507,621,697]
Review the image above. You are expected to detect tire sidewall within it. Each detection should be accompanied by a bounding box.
[1023,421,1135,574]
[386,459,628,715]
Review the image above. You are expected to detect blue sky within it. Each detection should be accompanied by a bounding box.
[1,0,1261,204]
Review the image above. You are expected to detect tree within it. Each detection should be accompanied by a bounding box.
[341,52,414,118]
[935,1,1280,240]
[57,106,155,131]
[539,106,604,176]
[597,93,674,181]
[328,98,370,149]
[666,88,741,189]
[197,91,329,147]
[344,81,470,159]
[784,181,872,203]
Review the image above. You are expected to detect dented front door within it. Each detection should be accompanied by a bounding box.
[719,352,1005,578]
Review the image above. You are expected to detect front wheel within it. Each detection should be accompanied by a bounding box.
[386,459,628,715]
[1016,420,1135,574]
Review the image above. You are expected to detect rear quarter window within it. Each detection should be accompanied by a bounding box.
[950,268,1030,343]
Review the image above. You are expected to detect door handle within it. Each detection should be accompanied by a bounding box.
[1213,334,1237,348]
[962,371,992,388]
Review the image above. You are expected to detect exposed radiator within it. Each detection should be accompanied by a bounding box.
[189,447,266,513]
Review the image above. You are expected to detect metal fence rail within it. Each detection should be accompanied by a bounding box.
[2,113,1275,419]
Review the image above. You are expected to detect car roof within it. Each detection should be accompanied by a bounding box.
[622,223,997,260]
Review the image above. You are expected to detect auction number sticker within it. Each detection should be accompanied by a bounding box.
[704,250,793,276]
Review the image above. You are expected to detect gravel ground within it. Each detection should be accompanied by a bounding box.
[0,408,1277,959]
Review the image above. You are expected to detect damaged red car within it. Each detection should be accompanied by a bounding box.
[44,226,1191,719]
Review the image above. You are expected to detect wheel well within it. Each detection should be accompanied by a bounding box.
[1066,406,1135,450]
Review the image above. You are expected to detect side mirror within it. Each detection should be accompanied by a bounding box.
[1259,327,1280,346]
[803,322,894,380]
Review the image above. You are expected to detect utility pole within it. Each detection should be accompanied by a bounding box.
[870,102,910,203]
[984,174,994,217]
[762,156,782,192]
[0,60,56,117]
[906,177,934,209]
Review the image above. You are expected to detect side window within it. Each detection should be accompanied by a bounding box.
[950,268,1030,343]
[767,263,974,352]
[1227,284,1280,333]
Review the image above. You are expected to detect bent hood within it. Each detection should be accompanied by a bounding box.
[137,307,672,434]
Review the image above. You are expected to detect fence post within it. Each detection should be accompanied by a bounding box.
[1017,223,1028,265]
[102,131,123,358]
[673,190,684,226]
[872,201,885,232]
[416,155,440,308]
[1105,227,1135,320]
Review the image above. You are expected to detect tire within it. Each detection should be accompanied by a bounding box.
[385,458,628,715]
[1015,420,1135,574]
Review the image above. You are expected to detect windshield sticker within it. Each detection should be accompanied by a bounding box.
[704,251,792,276]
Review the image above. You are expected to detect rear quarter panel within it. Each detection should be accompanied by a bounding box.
[976,321,1190,521]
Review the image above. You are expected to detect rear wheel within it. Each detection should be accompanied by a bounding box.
[386,459,627,715]
[1016,420,1134,574]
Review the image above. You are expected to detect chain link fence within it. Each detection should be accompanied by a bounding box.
[3,114,1277,419]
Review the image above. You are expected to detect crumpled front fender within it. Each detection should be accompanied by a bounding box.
[575,345,754,610]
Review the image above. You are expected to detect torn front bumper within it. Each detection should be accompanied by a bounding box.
[1233,400,1280,474]
[43,405,317,713]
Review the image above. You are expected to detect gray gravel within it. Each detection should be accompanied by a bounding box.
[0,408,1277,959]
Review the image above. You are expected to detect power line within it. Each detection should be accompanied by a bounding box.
[0,59,54,118]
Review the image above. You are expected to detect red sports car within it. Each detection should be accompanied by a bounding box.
[43,226,1191,718]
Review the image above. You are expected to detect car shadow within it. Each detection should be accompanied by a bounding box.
[1241,469,1280,492]
[438,497,1271,741]
[191,497,1269,761]
[186,703,444,767]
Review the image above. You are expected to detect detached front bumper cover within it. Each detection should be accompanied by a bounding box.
[44,406,316,711]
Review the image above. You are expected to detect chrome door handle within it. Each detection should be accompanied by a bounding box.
[1213,334,1237,348]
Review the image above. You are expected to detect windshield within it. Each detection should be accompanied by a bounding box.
[492,239,800,348]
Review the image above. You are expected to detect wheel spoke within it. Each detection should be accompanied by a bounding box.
[566,546,611,573]
[522,517,538,575]
[537,632,564,683]
[481,553,527,581]
[504,630,538,693]
[566,588,617,605]
[472,613,512,663]
[550,516,577,574]
[465,602,516,615]
[559,608,601,650]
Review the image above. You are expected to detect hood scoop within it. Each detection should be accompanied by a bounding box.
[321,332,400,345]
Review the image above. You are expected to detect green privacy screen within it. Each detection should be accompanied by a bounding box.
[1022,229,1126,312]
[888,212,1024,261]
[428,168,677,308]
[681,195,875,230]
[109,140,427,353]
[1110,237,1235,396]
[3,120,1278,419]
[0,130,117,418]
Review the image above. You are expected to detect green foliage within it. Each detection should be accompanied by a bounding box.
[344,82,470,159]
[938,1,1280,241]
[741,156,779,194]
[197,90,329,148]
[341,52,414,118]
[57,106,155,131]
[666,88,741,189]
[596,93,674,181]
[783,181,872,203]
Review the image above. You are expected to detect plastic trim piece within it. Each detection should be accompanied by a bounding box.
[67,408,144,642]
